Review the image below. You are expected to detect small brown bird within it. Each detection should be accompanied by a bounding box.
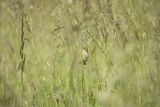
[82,47,89,65]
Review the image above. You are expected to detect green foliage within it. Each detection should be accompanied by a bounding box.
[0,0,160,107]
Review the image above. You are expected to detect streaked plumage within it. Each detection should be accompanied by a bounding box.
[82,47,89,65]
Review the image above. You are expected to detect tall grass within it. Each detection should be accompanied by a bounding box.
[0,0,160,107]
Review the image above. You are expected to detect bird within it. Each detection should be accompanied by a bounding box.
[82,47,89,65]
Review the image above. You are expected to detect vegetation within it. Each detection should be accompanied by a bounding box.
[0,0,160,107]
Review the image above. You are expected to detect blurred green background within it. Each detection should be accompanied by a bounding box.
[0,0,160,107]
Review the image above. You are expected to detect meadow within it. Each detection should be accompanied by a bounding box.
[0,0,160,107]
